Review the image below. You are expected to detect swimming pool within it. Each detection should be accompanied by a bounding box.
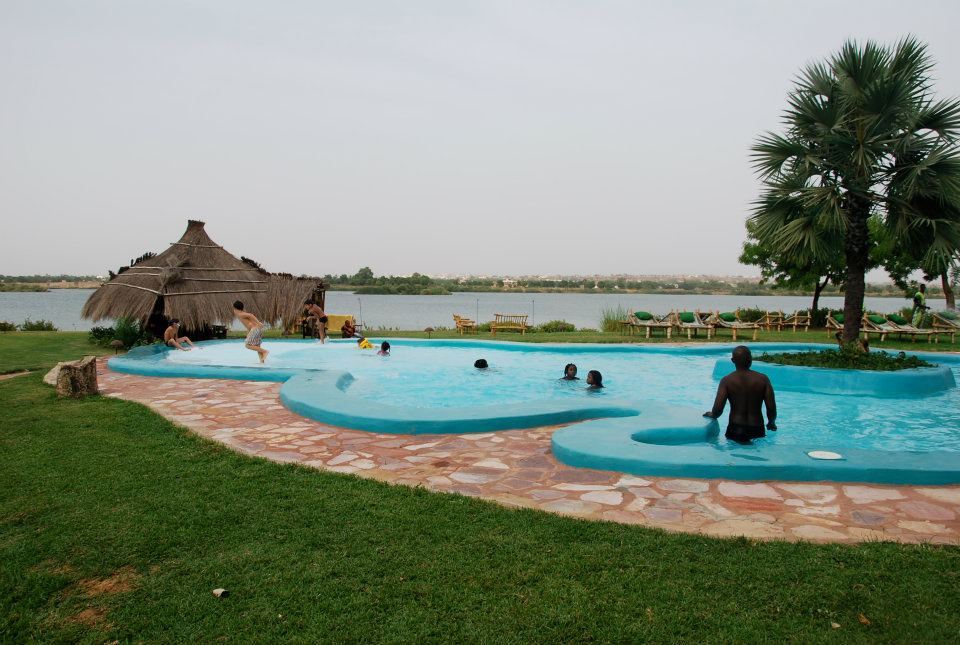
[109,339,960,484]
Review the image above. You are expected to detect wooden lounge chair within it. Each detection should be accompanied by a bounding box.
[932,311,960,343]
[453,314,478,335]
[825,313,844,336]
[705,311,759,341]
[861,314,902,342]
[759,310,784,331]
[669,310,714,339]
[491,313,530,335]
[885,313,939,343]
[783,310,811,333]
[627,311,673,339]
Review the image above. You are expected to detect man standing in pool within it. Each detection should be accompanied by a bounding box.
[233,300,269,364]
[703,346,777,444]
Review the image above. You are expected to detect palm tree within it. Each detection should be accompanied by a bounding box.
[750,38,960,342]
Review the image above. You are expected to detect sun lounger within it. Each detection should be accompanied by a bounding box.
[861,314,902,342]
[491,313,531,335]
[783,310,811,333]
[669,311,714,339]
[932,311,959,343]
[885,313,939,343]
[627,311,673,339]
[825,313,844,336]
[759,310,784,331]
[705,311,759,341]
[453,314,478,335]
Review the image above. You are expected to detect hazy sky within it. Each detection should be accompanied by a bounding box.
[3,1,960,278]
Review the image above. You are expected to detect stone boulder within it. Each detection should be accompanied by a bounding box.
[44,356,99,398]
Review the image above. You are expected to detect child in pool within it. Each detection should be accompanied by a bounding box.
[586,370,603,389]
[561,363,579,380]
[378,341,390,356]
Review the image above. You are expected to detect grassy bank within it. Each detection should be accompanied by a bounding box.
[1,334,959,642]
[0,332,111,373]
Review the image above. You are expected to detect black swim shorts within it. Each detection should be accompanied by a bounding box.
[725,423,766,444]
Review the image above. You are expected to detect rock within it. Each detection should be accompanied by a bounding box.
[43,362,66,386]
[54,356,99,398]
[212,588,229,598]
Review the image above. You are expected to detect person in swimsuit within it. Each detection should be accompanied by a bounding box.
[304,299,328,343]
[341,319,361,339]
[703,346,777,444]
[233,300,269,363]
[561,363,579,380]
[163,319,195,351]
[586,370,603,389]
[377,341,390,356]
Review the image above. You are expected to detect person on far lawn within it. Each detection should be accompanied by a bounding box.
[378,341,390,356]
[233,300,269,363]
[586,370,603,389]
[304,299,328,343]
[561,363,579,380]
[912,284,929,327]
[703,345,776,444]
[163,319,196,351]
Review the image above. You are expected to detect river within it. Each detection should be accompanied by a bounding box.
[0,289,941,331]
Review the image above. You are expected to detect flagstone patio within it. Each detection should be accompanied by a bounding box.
[97,359,960,545]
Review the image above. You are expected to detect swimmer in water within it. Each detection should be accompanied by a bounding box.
[703,345,777,444]
[474,358,488,369]
[586,370,603,389]
[378,341,390,356]
[561,363,579,380]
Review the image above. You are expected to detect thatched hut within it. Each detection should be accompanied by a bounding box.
[82,220,323,335]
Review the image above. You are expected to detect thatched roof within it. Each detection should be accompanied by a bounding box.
[82,220,321,329]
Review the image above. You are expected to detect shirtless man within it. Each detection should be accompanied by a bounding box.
[233,300,269,363]
[163,319,196,351]
[703,346,777,444]
[304,299,328,343]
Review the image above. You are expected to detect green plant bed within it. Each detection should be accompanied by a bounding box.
[758,347,934,371]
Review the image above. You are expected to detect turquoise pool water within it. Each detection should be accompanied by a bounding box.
[161,339,960,454]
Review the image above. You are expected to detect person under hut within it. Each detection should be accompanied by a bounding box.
[341,318,361,338]
[163,319,196,351]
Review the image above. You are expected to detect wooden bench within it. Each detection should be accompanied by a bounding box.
[491,313,530,335]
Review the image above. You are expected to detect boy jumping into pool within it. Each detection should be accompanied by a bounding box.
[703,346,777,444]
[233,300,269,363]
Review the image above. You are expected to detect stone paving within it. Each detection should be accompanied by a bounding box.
[97,359,960,545]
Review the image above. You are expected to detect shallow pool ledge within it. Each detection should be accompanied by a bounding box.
[279,371,639,434]
[712,359,956,397]
[551,403,960,485]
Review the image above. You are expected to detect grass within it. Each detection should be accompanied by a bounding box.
[0,332,111,374]
[1,335,959,642]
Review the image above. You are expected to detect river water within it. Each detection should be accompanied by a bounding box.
[0,289,940,331]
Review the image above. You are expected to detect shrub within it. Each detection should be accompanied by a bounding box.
[0,321,17,332]
[19,319,58,331]
[476,322,492,332]
[88,325,116,345]
[810,308,828,328]
[736,307,765,323]
[600,305,629,332]
[113,316,151,349]
[536,320,575,333]
[757,346,933,371]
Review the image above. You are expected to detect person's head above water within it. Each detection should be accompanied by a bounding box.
[586,370,603,387]
[563,363,578,380]
[381,341,390,353]
[731,345,752,370]
[233,300,244,311]
[474,358,488,369]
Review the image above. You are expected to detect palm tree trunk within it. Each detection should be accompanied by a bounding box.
[842,198,871,344]
[942,272,956,310]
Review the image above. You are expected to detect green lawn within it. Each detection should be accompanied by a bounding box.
[0,332,111,374]
[1,334,959,642]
